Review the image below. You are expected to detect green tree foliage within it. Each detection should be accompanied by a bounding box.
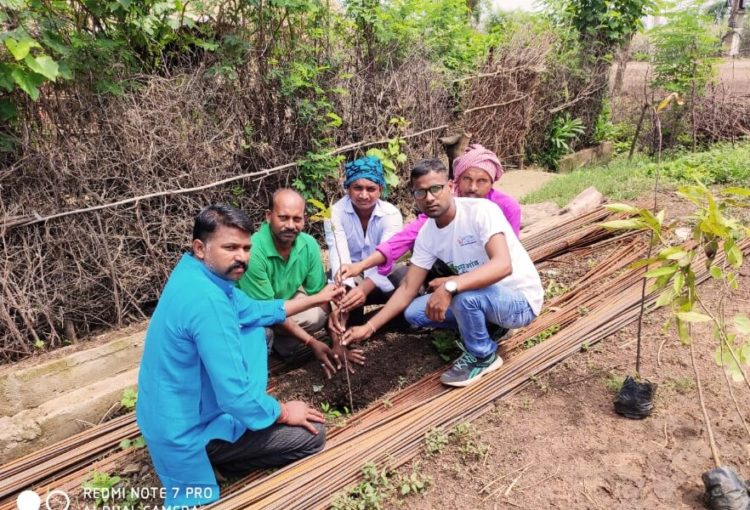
[0,0,199,106]
[649,6,720,96]
[351,0,497,74]
[552,0,655,60]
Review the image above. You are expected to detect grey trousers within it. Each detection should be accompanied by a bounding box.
[206,422,325,477]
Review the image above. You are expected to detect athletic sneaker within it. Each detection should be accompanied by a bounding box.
[440,351,504,387]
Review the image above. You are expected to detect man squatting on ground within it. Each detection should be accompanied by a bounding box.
[338,144,521,282]
[324,156,407,369]
[341,159,544,387]
[136,204,344,508]
[237,189,344,378]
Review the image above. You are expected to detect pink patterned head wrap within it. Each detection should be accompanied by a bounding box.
[452,144,504,183]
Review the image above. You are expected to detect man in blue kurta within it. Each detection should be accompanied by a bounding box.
[136,204,343,508]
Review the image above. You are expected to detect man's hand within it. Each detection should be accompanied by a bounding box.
[339,286,367,313]
[336,262,365,283]
[328,309,349,336]
[425,287,451,322]
[317,283,346,306]
[279,401,325,434]
[309,339,340,378]
[332,344,366,373]
[342,324,374,346]
[426,276,451,293]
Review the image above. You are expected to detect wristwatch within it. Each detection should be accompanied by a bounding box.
[443,280,458,296]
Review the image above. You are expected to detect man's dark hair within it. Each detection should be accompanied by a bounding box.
[193,203,253,242]
[410,158,448,183]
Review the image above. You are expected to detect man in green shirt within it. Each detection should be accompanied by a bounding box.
[238,189,341,376]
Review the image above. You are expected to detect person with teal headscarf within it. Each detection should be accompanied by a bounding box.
[324,156,405,369]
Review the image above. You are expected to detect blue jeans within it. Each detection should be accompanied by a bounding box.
[404,285,536,359]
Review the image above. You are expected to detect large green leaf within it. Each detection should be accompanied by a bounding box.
[600,219,644,230]
[604,203,640,214]
[644,265,678,278]
[4,37,41,61]
[24,54,59,81]
[10,67,43,100]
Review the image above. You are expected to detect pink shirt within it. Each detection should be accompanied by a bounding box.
[375,188,521,275]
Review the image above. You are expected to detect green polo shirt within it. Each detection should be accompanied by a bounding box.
[238,222,327,300]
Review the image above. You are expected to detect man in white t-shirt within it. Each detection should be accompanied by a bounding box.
[341,158,543,387]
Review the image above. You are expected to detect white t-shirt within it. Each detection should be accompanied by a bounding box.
[411,197,544,315]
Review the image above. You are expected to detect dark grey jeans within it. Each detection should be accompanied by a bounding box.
[206,422,325,477]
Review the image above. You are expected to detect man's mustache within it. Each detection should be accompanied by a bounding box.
[281,228,299,235]
[226,261,247,274]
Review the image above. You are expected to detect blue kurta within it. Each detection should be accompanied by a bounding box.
[136,254,286,508]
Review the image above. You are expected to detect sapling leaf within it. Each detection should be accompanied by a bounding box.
[604,203,640,214]
[677,311,712,323]
[645,265,678,278]
[734,315,750,336]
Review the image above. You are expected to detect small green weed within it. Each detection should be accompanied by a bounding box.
[119,435,146,451]
[424,427,450,456]
[452,422,489,460]
[321,402,350,425]
[331,461,431,509]
[82,470,139,509]
[120,388,137,410]
[544,279,568,300]
[663,376,695,394]
[431,330,461,362]
[523,325,561,349]
[604,373,626,393]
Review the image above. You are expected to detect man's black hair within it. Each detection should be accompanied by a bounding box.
[410,158,448,182]
[193,203,253,242]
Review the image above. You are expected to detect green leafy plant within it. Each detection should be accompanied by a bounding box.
[603,373,626,393]
[365,117,410,190]
[523,324,561,349]
[430,330,461,362]
[423,427,450,456]
[320,402,350,424]
[396,468,431,496]
[649,6,719,97]
[451,422,489,460]
[602,184,749,379]
[544,279,569,300]
[331,462,391,510]
[119,435,146,451]
[536,114,585,170]
[120,388,138,410]
[81,471,127,509]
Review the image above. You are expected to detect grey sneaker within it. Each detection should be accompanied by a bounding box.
[440,351,503,387]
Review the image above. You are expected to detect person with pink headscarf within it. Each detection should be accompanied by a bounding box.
[337,144,521,285]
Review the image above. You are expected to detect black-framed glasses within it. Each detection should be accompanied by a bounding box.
[411,184,446,199]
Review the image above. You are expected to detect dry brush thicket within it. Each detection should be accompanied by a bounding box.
[0,27,620,361]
